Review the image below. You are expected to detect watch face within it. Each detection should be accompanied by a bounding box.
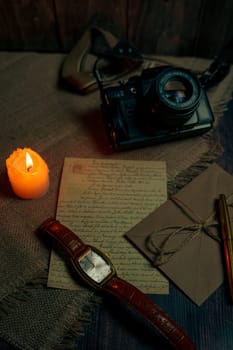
[78,248,113,284]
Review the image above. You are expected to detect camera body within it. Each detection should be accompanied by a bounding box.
[101,66,214,151]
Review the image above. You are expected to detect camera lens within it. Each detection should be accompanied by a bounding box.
[164,80,190,103]
[149,67,201,127]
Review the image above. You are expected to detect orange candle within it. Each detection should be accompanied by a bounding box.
[6,148,49,199]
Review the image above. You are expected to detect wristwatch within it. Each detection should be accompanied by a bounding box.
[39,218,196,350]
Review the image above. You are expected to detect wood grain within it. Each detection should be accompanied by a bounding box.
[53,0,127,51]
[0,0,58,51]
[0,0,232,56]
[127,0,205,56]
[193,0,233,58]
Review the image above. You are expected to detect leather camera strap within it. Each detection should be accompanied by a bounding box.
[61,26,142,94]
[199,37,233,89]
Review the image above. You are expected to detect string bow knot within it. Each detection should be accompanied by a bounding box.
[147,195,220,266]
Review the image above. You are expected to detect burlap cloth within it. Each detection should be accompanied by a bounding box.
[0,52,232,349]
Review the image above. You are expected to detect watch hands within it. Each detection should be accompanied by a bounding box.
[87,258,95,268]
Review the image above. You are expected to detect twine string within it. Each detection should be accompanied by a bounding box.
[147,195,222,266]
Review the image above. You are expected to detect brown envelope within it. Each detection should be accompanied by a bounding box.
[126,163,233,305]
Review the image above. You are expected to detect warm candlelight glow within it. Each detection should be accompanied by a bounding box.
[26,152,33,172]
[6,148,50,199]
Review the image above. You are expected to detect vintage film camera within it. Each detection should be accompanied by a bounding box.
[99,65,214,151]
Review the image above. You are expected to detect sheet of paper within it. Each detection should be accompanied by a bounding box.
[47,158,168,294]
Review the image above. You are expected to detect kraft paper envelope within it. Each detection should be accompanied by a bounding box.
[126,163,233,305]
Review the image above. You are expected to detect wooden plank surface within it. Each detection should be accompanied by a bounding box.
[0,0,59,51]
[194,0,233,58]
[127,0,204,56]
[0,1,232,58]
[54,0,128,51]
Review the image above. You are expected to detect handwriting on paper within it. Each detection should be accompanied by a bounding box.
[47,158,168,294]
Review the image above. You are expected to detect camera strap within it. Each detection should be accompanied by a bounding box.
[63,23,233,94]
[199,37,233,90]
[62,26,143,94]
[93,32,233,92]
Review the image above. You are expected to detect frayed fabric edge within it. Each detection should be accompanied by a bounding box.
[48,291,102,350]
[168,132,223,196]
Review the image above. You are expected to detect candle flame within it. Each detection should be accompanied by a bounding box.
[26,152,33,171]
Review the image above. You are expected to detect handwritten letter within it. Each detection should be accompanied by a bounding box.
[47,158,168,293]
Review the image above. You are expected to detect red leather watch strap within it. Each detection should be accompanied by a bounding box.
[39,218,88,259]
[104,276,196,350]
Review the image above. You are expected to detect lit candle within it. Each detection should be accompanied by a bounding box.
[6,148,49,199]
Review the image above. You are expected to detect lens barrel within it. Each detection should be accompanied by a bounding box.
[149,67,201,127]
